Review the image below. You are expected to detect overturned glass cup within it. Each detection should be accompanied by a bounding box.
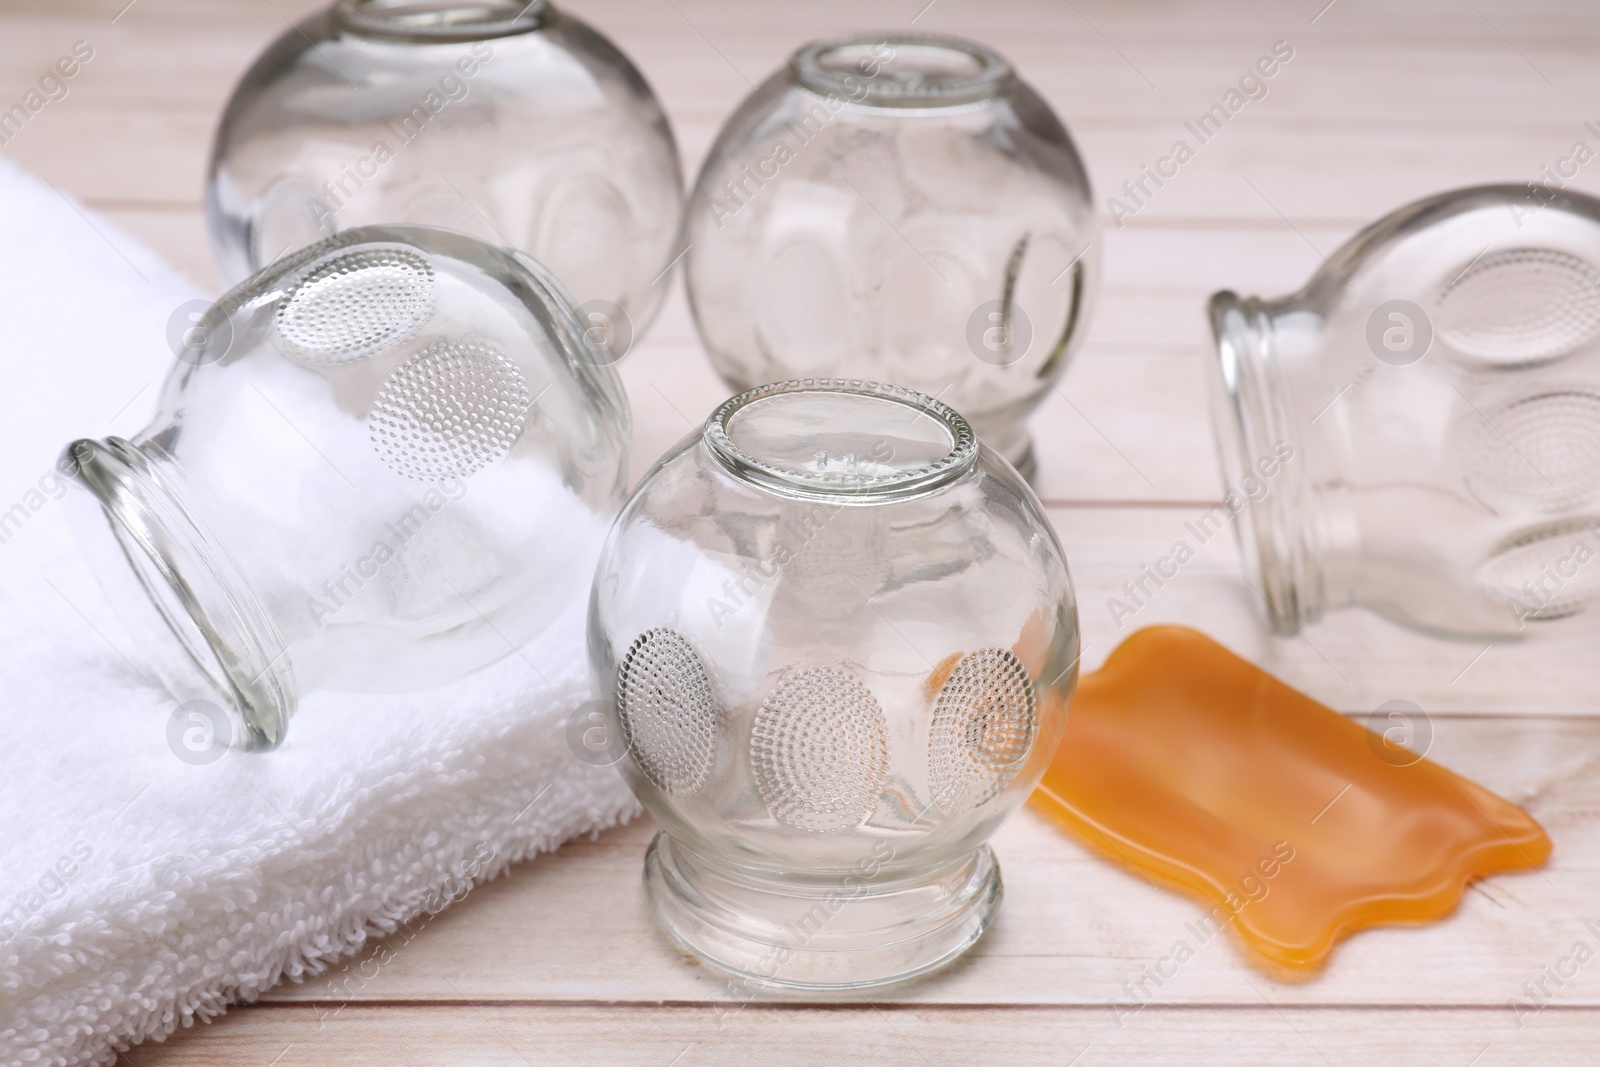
[207,0,683,349]
[1210,184,1600,639]
[64,225,629,750]
[589,379,1078,990]
[683,32,1098,479]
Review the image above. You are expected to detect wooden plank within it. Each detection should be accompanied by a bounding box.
[1055,507,1600,715]
[11,0,1600,38]
[2,0,1599,124]
[96,205,214,289]
[122,1000,1600,1066]
[119,1001,1600,1066]
[0,109,212,207]
[0,22,299,108]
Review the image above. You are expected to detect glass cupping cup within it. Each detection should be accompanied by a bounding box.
[1210,184,1600,639]
[64,225,629,750]
[588,379,1079,990]
[207,0,683,353]
[683,32,1098,480]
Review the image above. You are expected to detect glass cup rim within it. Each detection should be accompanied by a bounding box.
[791,31,1014,109]
[703,378,978,504]
[332,0,547,41]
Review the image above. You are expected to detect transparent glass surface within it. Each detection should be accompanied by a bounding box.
[207,0,683,344]
[588,379,1079,989]
[63,225,629,750]
[683,32,1099,478]
[1209,184,1600,639]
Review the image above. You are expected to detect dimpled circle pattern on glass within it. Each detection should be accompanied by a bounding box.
[1460,388,1600,512]
[276,245,436,363]
[1476,522,1600,622]
[368,338,532,481]
[929,648,1037,812]
[751,665,890,833]
[618,628,719,797]
[1436,248,1600,364]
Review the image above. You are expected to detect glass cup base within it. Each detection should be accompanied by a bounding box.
[643,831,1003,994]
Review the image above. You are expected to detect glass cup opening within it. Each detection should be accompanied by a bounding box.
[66,437,294,751]
[793,32,1013,108]
[332,0,546,39]
[704,379,979,503]
[1207,292,1315,632]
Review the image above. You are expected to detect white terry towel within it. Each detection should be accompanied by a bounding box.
[0,158,638,1067]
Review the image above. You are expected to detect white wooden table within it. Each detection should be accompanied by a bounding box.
[6,0,1600,1061]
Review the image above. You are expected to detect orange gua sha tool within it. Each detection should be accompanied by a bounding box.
[1030,626,1551,971]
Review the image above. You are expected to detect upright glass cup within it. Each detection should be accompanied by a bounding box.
[64,225,629,750]
[207,0,683,346]
[683,33,1098,479]
[588,379,1078,990]
[1210,184,1600,639]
